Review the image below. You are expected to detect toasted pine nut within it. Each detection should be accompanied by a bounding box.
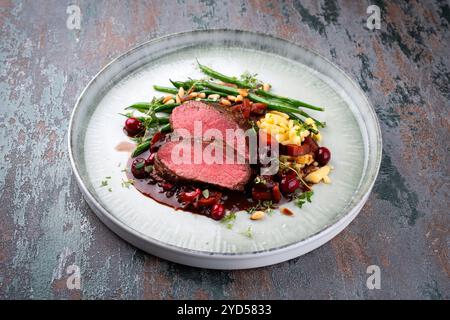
[250,211,265,220]
[227,95,237,102]
[164,99,175,105]
[208,94,220,100]
[235,95,243,102]
[220,98,232,106]
[178,87,185,97]
[183,92,197,101]
[198,92,206,99]
[263,83,271,91]
[175,94,181,104]
[163,95,174,104]
[237,89,248,97]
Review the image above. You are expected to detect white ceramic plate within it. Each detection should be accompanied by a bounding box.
[68,30,382,269]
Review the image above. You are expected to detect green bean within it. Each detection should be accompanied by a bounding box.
[125,102,151,112]
[285,112,319,134]
[131,123,172,157]
[153,85,178,94]
[154,103,179,113]
[159,123,171,132]
[255,89,324,111]
[126,102,179,113]
[199,81,240,95]
[198,90,228,97]
[131,141,150,157]
[199,81,325,127]
[170,80,199,90]
[197,62,252,88]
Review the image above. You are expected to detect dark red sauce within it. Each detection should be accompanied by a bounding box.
[126,150,258,218]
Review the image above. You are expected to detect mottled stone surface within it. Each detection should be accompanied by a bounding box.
[0,0,449,299]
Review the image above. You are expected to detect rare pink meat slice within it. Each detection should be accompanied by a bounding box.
[154,138,251,191]
[170,101,249,157]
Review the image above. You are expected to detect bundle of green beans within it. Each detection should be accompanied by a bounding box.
[128,62,326,156]
[152,62,325,127]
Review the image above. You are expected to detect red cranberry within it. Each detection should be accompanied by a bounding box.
[179,188,201,203]
[315,147,331,166]
[131,158,148,179]
[271,184,282,202]
[280,174,300,194]
[150,132,165,153]
[146,153,155,165]
[211,204,225,220]
[198,192,222,207]
[124,118,143,137]
[161,182,174,191]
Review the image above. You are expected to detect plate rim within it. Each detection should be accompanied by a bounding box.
[68,29,382,268]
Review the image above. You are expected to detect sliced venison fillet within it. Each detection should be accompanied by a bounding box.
[154,138,251,191]
[170,101,250,157]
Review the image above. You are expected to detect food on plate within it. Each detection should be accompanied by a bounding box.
[117,62,332,222]
[154,138,251,191]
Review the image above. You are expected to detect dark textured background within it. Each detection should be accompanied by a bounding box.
[0,0,449,299]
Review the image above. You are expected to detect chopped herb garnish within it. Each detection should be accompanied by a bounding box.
[294,191,314,208]
[254,176,267,185]
[279,162,312,191]
[262,200,275,215]
[108,188,112,192]
[202,189,210,199]
[242,226,253,239]
[105,176,111,179]
[135,162,145,170]
[100,180,108,187]
[121,179,134,189]
[240,71,261,88]
[144,165,153,173]
[221,212,237,229]
[131,136,144,145]
[247,200,276,215]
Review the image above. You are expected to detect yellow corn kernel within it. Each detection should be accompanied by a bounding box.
[312,132,322,141]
